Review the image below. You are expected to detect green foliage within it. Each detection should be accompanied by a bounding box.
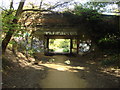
[63,3,104,25]
[28,49,35,56]
[81,2,108,12]
[2,10,19,31]
[49,49,54,52]
[49,39,70,52]
[98,33,120,50]
[63,48,69,52]
[73,5,102,22]
[59,39,70,48]
[71,2,119,51]
[101,54,120,67]
[49,39,70,49]
[99,34,118,43]
[2,9,24,43]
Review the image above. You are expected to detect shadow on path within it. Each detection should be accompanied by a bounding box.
[38,55,119,88]
[2,51,120,88]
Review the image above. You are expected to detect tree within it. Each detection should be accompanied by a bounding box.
[72,2,120,51]
[2,0,26,54]
[2,0,73,55]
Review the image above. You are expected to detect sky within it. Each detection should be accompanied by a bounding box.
[1,0,87,9]
[0,0,119,13]
[0,0,90,13]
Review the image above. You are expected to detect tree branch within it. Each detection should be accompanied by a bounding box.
[47,1,71,10]
[39,0,43,9]
[22,9,50,12]
[22,1,73,12]
[10,0,13,9]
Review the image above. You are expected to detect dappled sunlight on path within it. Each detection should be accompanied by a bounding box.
[39,63,87,72]
[38,62,90,88]
[3,50,119,88]
[37,55,119,88]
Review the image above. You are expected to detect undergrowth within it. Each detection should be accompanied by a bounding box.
[101,54,120,68]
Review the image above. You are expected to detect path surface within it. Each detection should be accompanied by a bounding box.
[40,55,88,88]
[39,55,119,88]
[3,51,120,88]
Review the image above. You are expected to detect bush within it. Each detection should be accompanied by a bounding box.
[49,49,54,52]
[101,55,119,67]
[63,48,69,52]
[98,33,120,50]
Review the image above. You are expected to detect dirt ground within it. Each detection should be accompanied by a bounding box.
[2,50,120,88]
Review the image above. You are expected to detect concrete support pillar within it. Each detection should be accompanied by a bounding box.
[70,39,73,54]
[46,38,49,52]
[77,39,79,54]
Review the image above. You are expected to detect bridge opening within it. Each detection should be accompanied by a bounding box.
[44,35,78,55]
[49,39,70,53]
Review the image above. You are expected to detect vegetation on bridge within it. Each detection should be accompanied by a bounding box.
[1,0,120,70]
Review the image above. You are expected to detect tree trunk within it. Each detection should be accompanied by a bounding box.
[2,0,26,54]
[2,19,17,54]
[2,30,14,54]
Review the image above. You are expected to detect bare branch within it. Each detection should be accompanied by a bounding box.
[22,9,52,12]
[39,0,43,9]
[22,1,73,12]
[0,7,9,12]
[10,0,13,10]
[47,1,71,10]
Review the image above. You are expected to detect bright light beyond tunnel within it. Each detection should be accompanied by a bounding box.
[49,39,70,53]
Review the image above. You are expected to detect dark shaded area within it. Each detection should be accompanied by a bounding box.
[62,11,120,53]
[2,52,45,88]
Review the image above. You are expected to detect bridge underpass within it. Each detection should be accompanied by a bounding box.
[44,34,79,55]
[3,11,119,88]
